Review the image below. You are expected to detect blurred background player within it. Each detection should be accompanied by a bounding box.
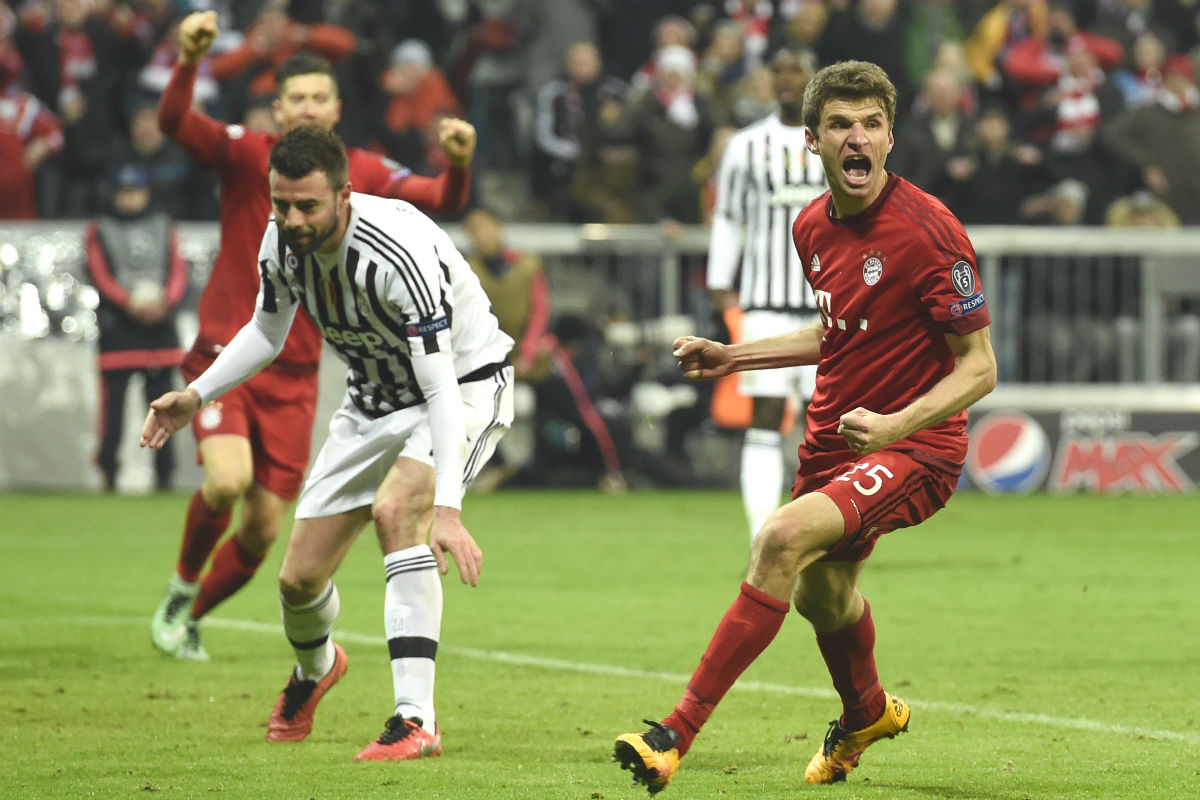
[84,164,187,492]
[705,47,825,544]
[148,11,476,660]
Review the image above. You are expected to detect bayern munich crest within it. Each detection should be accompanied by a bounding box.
[966,411,1051,494]
[863,255,884,286]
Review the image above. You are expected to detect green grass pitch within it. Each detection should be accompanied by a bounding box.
[1,490,1198,799]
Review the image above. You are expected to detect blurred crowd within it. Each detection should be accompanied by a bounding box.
[1,0,1199,228]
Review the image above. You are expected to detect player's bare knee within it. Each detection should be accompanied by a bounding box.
[202,473,251,508]
[277,570,324,605]
[755,517,812,571]
[371,497,429,546]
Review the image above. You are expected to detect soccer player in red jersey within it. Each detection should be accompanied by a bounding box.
[149,11,477,660]
[614,60,997,793]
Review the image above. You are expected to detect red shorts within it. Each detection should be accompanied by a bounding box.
[182,350,320,501]
[792,445,961,562]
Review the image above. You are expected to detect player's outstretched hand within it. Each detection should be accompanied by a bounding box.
[140,388,203,450]
[438,118,477,168]
[673,335,733,380]
[178,10,218,64]
[430,507,483,587]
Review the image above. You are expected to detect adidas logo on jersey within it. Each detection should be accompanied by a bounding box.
[810,254,821,272]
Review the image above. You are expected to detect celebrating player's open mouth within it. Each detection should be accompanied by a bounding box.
[842,154,872,187]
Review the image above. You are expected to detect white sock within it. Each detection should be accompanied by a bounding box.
[742,428,784,542]
[281,582,340,681]
[384,544,442,733]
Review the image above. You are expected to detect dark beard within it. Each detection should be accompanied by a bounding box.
[284,220,337,256]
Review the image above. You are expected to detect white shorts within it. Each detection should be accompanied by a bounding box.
[294,366,515,519]
[737,310,818,401]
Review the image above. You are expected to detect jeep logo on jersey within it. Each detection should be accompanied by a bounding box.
[323,327,385,349]
[951,261,975,296]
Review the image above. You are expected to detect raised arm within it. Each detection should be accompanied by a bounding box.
[157,11,230,159]
[837,326,997,455]
[380,118,475,213]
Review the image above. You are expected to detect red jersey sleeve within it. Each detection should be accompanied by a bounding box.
[907,202,991,336]
[157,62,231,166]
[349,148,471,214]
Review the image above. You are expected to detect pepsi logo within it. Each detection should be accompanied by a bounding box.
[966,411,1050,494]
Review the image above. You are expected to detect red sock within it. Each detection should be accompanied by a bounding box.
[176,491,232,583]
[191,535,264,620]
[815,598,886,731]
[663,582,789,757]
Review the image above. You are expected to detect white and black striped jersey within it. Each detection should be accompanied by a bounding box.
[707,112,827,312]
[256,193,513,418]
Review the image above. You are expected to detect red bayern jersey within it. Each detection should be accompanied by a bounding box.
[159,63,469,367]
[791,173,992,465]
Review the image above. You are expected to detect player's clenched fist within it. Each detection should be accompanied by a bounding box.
[178,11,218,64]
[673,336,733,380]
[437,118,477,167]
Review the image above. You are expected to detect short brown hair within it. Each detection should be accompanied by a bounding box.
[801,60,897,132]
[269,125,349,190]
[275,53,339,97]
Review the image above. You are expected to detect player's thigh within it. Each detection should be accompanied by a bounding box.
[808,449,958,562]
[749,491,845,597]
[278,507,372,601]
[237,482,292,553]
[198,434,254,497]
[372,457,435,552]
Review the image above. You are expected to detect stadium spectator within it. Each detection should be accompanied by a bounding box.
[1100,53,1200,224]
[566,87,639,224]
[1019,175,1089,225]
[818,0,913,110]
[776,0,829,56]
[147,11,476,662]
[85,164,187,492]
[1110,29,1170,108]
[1105,189,1181,228]
[370,39,463,175]
[944,104,1052,225]
[889,66,977,198]
[904,0,969,92]
[613,59,996,793]
[607,44,720,223]
[141,125,515,761]
[462,207,551,383]
[728,63,774,127]
[14,0,137,217]
[113,100,217,221]
[697,19,751,123]
[0,18,63,220]
[629,14,697,95]
[448,0,539,171]
[705,46,824,545]
[530,40,626,221]
[206,0,356,120]
[726,0,772,68]
[965,0,1048,92]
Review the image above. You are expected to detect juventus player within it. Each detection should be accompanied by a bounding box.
[707,47,826,543]
[148,12,476,662]
[615,61,996,792]
[142,126,514,761]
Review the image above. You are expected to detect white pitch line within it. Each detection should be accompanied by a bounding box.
[18,615,1200,745]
